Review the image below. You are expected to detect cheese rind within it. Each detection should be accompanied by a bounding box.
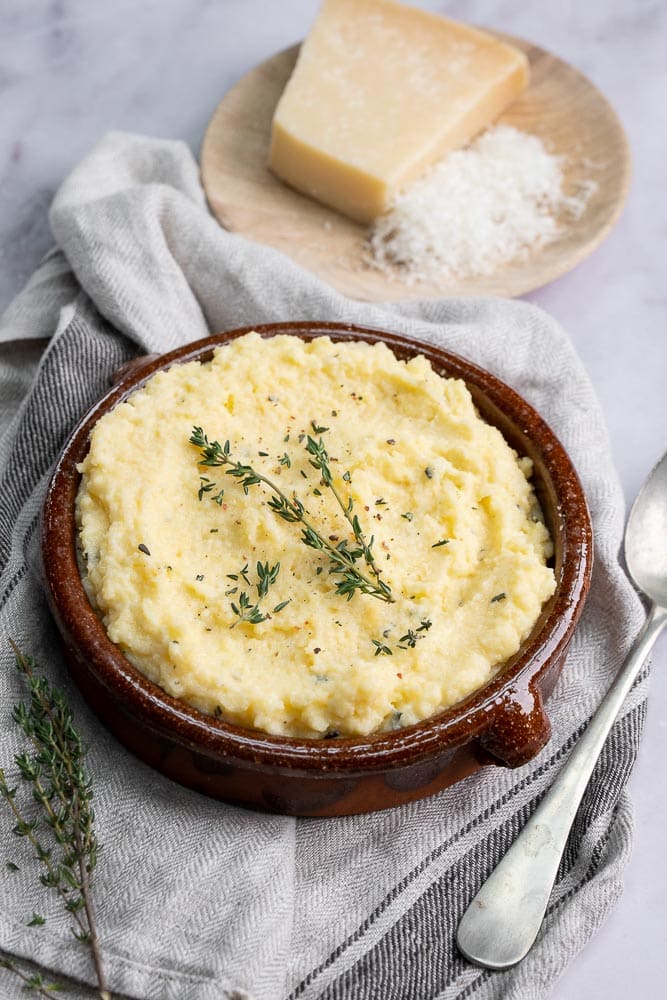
[269,0,529,223]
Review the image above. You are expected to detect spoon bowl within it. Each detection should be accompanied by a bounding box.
[625,453,667,606]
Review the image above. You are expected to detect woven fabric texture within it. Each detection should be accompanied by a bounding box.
[0,132,646,1000]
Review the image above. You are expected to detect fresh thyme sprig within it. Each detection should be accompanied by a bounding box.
[189,427,394,604]
[0,641,110,999]
[0,954,63,996]
[372,619,433,656]
[228,560,286,628]
[304,428,390,598]
[230,592,268,628]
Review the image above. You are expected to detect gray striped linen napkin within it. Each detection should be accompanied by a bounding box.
[0,132,646,1000]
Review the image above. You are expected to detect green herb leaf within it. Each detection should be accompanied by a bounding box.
[198,476,216,500]
[256,561,280,599]
[398,630,418,649]
[372,640,393,657]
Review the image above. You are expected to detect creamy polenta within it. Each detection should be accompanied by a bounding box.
[76,334,556,738]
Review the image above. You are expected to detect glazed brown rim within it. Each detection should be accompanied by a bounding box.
[42,322,592,774]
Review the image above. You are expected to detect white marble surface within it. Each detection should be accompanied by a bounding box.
[1,0,666,996]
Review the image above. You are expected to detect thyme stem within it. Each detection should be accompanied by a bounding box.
[5,640,110,1000]
[0,952,60,997]
[75,819,109,1000]
[190,429,394,603]
[253,472,387,599]
[305,432,388,593]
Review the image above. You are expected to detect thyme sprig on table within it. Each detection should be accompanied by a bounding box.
[189,426,394,604]
[0,641,110,999]
[0,955,63,997]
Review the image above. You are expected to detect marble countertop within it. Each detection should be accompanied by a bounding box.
[2,0,666,996]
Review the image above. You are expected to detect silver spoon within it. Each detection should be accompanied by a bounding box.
[457,451,667,970]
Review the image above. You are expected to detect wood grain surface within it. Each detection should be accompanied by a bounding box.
[200,35,631,301]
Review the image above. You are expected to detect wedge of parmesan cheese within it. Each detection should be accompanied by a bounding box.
[269,0,529,224]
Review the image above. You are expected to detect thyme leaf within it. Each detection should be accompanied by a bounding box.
[371,640,393,657]
[398,630,418,649]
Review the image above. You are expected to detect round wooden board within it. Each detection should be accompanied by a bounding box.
[200,35,631,301]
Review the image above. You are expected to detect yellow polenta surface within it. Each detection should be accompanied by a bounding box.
[76,334,556,738]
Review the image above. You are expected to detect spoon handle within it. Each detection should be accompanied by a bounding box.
[457,601,667,970]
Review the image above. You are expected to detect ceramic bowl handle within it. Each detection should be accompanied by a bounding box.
[478,684,551,768]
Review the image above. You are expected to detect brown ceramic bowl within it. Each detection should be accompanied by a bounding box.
[42,322,592,816]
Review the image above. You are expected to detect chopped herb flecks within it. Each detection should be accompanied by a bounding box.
[398,630,418,649]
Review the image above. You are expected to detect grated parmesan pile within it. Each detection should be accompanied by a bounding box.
[368,125,595,282]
